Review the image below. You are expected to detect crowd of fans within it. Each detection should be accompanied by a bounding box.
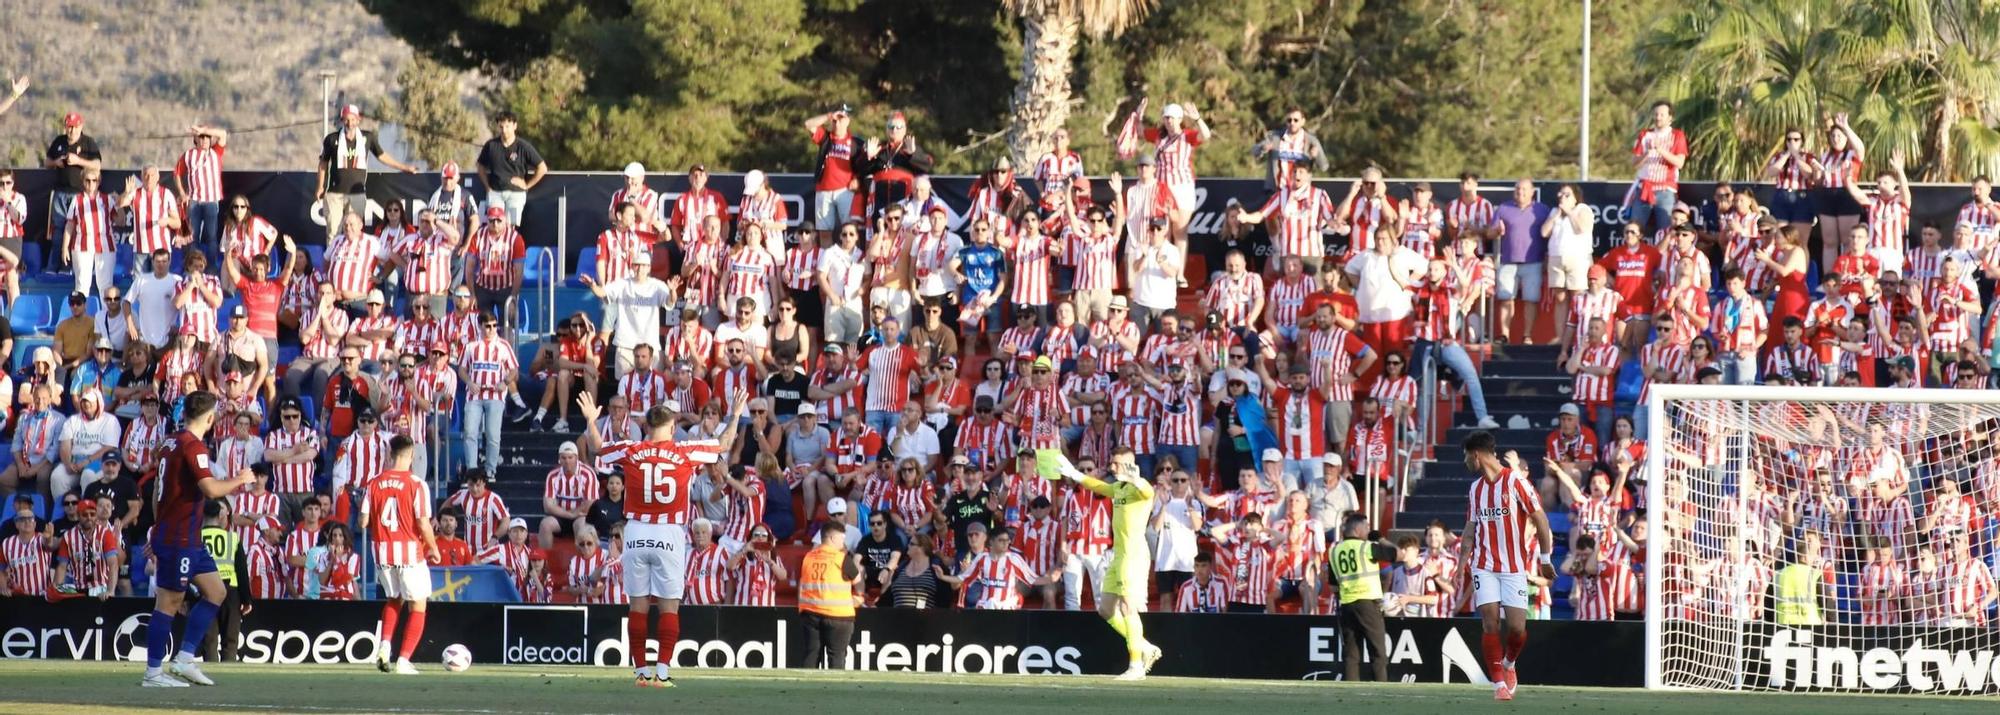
[1,94,1997,630]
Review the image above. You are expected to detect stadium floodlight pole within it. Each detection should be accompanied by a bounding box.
[1579,0,1591,180]
[1643,383,2000,691]
[319,70,336,137]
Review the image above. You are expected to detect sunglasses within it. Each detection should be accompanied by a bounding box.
[900,466,918,473]
[1032,369,1050,375]
[341,356,360,362]
[483,323,499,328]
[282,414,302,420]
[63,499,79,506]
[1229,354,1248,360]
[399,362,417,369]
[1386,360,1404,367]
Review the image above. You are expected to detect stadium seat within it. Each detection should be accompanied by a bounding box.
[112,245,135,285]
[304,245,325,271]
[568,246,598,287]
[9,294,51,334]
[217,297,243,334]
[523,247,552,287]
[277,344,301,366]
[21,242,43,278]
[8,493,47,521]
[298,395,316,423]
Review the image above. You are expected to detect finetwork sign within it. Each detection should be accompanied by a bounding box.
[1765,629,2000,693]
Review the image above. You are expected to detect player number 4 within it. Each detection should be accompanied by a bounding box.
[380,496,400,531]
[640,463,678,505]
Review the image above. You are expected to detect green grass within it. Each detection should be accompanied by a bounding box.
[0,660,1991,714]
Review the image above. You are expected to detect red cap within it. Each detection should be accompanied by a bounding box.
[528,549,548,562]
[341,104,360,118]
[441,161,460,178]
[74,500,98,516]
[180,324,200,336]
[63,112,83,127]
[485,205,506,220]
[1587,264,1609,281]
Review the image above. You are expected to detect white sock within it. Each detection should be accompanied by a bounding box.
[1500,658,1514,669]
[173,652,196,664]
[397,657,411,665]
[145,666,163,677]
[654,663,669,679]
[534,407,547,419]
[512,393,528,408]
[635,666,650,678]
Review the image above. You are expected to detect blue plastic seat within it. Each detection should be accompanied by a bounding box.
[21,242,43,278]
[217,297,243,334]
[304,245,325,272]
[9,294,51,334]
[298,395,316,423]
[568,246,599,287]
[523,247,552,287]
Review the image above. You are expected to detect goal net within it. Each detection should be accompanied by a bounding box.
[1646,385,2000,694]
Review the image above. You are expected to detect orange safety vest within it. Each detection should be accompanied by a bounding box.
[798,547,856,618]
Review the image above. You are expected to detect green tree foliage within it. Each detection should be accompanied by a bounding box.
[1644,0,2000,182]
[392,55,481,170]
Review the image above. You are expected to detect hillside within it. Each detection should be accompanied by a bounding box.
[0,0,423,170]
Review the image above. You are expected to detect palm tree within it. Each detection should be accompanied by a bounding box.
[1641,0,2000,182]
[1000,0,1158,170]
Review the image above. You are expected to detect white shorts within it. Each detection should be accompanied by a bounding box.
[1167,184,1198,218]
[378,563,433,601]
[1546,253,1592,292]
[621,521,689,600]
[1868,247,1905,277]
[814,190,854,231]
[1472,568,1530,610]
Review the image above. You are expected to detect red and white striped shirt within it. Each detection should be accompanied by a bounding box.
[722,246,777,309]
[1215,533,1275,606]
[1273,387,1327,460]
[1571,342,1621,404]
[264,428,319,494]
[478,540,533,589]
[961,551,1037,609]
[1420,550,1461,617]
[1267,275,1315,330]
[568,548,618,604]
[544,464,599,516]
[1302,327,1368,401]
[1061,487,1112,557]
[683,543,731,606]
[1960,200,2000,252]
[1710,295,1767,353]
[1016,515,1061,575]
[953,418,1014,472]
[782,243,821,292]
[661,323,715,371]
[444,488,511,549]
[1339,195,1392,256]
[885,480,935,531]
[1446,196,1495,238]
[1204,272,1265,328]
[1464,468,1543,574]
[1144,127,1201,188]
[1370,374,1418,416]
[1944,557,1995,625]
[1401,200,1443,256]
[177,144,226,203]
[66,191,119,254]
[669,189,727,245]
[1071,231,1118,292]
[1008,229,1055,305]
[681,239,726,307]
[1905,248,1943,283]
[326,232,386,296]
[595,228,648,285]
[1817,148,1863,189]
[1570,559,1618,621]
[1105,382,1160,453]
[609,186,659,225]
[335,431,391,494]
[1859,560,1906,626]
[348,312,397,362]
[1257,185,1335,258]
[861,345,919,412]
[462,337,517,402]
[1090,319,1141,372]
[1926,280,1978,353]
[393,317,444,358]
[1766,150,1811,191]
[224,215,279,277]
[1034,151,1084,194]
[470,224,525,291]
[175,274,222,344]
[1411,280,1456,343]
[246,543,284,600]
[734,556,778,606]
[720,476,768,545]
[1010,383,1071,449]
[2,534,50,597]
[229,490,281,546]
[1154,381,1203,446]
[0,192,25,240]
[1175,575,1230,613]
[122,416,171,479]
[618,369,670,413]
[738,190,789,236]
[1568,288,1621,339]
[127,186,182,254]
[281,523,322,596]
[1866,193,1911,254]
[809,363,863,420]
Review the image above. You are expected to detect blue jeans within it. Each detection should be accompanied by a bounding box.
[1627,187,1677,236]
[463,397,505,475]
[187,201,221,269]
[49,191,76,251]
[1281,457,1322,493]
[1158,444,1199,478]
[1719,352,1756,386]
[865,410,898,440]
[1410,339,1491,425]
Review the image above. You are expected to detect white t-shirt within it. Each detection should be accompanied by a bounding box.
[712,320,769,355]
[912,233,963,298]
[818,246,866,304]
[1127,241,1183,310]
[59,412,122,463]
[1343,247,1426,323]
[128,272,182,348]
[886,422,940,465]
[1545,207,1596,259]
[599,277,674,349]
[1151,496,1200,572]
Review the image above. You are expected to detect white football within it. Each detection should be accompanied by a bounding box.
[442,643,472,672]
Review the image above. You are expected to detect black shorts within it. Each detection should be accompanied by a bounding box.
[1225,601,1266,614]
[1275,578,1306,602]
[1813,187,1863,217]
[1155,570,1192,596]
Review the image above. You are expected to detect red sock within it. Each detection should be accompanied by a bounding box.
[1481,632,1503,681]
[1504,630,1527,664]
[399,611,427,660]
[379,603,401,654]
[654,612,681,668]
[627,614,651,671]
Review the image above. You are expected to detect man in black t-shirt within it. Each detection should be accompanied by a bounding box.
[942,457,998,558]
[855,509,906,590]
[43,112,101,246]
[475,111,547,228]
[762,353,809,419]
[315,104,415,240]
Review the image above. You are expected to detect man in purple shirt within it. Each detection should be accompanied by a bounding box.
[1490,179,1549,344]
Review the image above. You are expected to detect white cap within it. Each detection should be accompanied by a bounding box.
[76,388,102,405]
[508,517,528,530]
[1261,448,1283,463]
[827,497,848,515]
[797,402,818,416]
[558,441,579,456]
[1322,452,1344,466]
[366,289,386,304]
[1162,103,1185,119]
[744,169,766,193]
[623,162,646,178]
[662,398,683,413]
[632,251,653,265]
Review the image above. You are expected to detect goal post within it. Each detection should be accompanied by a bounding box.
[1645,384,2000,694]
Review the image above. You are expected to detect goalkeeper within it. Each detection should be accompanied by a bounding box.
[1042,445,1162,680]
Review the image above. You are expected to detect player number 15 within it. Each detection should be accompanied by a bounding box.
[640,463,677,505]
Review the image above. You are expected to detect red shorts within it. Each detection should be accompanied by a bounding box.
[1359,318,1411,358]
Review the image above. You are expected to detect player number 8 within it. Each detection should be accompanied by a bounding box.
[639,463,677,505]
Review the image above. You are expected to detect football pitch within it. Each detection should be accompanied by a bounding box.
[1,661,1991,714]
